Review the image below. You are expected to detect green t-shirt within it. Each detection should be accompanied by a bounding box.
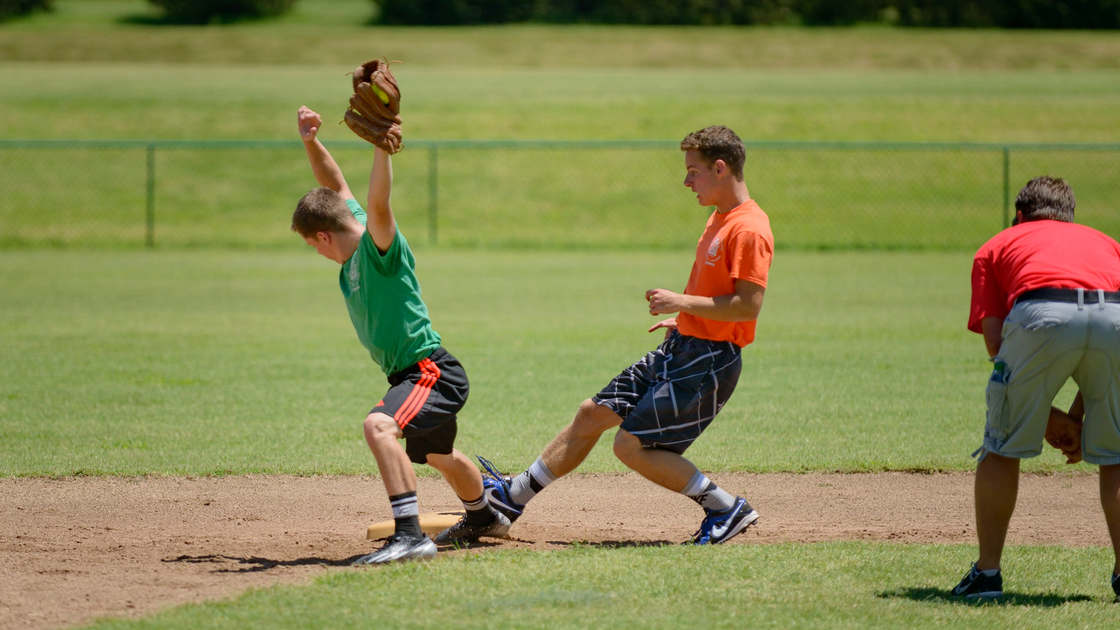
[340,199,441,375]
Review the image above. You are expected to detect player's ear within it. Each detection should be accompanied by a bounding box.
[316,231,332,244]
[713,159,727,178]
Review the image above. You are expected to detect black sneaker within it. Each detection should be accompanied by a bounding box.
[477,456,524,523]
[1112,573,1120,602]
[434,509,512,544]
[951,563,1003,599]
[352,533,437,565]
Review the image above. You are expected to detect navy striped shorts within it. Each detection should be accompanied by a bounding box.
[593,330,742,454]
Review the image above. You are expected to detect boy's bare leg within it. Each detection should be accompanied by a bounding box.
[363,412,416,496]
[614,423,754,546]
[426,449,484,500]
[612,429,697,492]
[539,399,623,476]
[354,412,436,564]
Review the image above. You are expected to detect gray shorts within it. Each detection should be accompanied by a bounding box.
[985,295,1120,465]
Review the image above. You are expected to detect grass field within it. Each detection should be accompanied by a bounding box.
[2,5,1116,629]
[3,2,1119,250]
[5,0,1119,145]
[2,64,1119,249]
[6,0,1120,72]
[11,140,1120,250]
[81,543,1120,629]
[0,249,1082,477]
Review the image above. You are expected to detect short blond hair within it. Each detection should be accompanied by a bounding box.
[291,187,359,237]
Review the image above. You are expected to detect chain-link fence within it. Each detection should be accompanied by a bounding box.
[1,139,1117,250]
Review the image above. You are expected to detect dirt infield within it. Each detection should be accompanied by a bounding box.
[1,471,1111,630]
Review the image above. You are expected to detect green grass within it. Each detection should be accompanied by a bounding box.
[4,9,1117,629]
[80,542,1120,629]
[4,63,1120,143]
[5,139,1120,250]
[6,1,1120,71]
[3,60,1120,250]
[3,3,1120,250]
[0,249,1085,477]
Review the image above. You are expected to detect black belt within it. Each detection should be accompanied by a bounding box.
[1015,287,1120,305]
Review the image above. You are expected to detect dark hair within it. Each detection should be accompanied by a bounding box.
[291,187,359,237]
[1014,176,1075,223]
[680,126,745,181]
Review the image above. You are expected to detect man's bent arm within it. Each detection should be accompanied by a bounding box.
[365,147,396,253]
[647,280,765,322]
[981,316,1003,358]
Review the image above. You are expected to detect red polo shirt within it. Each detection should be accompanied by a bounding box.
[968,220,1120,333]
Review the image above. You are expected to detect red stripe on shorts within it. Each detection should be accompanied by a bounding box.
[395,357,442,429]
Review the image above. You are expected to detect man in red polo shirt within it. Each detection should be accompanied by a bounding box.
[953,176,1120,600]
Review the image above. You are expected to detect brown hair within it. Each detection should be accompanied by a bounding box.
[680,126,746,181]
[1015,176,1075,223]
[291,187,359,237]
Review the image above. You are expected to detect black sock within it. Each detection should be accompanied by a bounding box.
[462,493,496,527]
[394,515,422,538]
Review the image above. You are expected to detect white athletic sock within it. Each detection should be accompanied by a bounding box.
[681,471,736,512]
[389,492,420,519]
[510,457,557,506]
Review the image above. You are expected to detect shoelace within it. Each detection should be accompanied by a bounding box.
[377,533,406,549]
[689,513,719,543]
[476,455,507,484]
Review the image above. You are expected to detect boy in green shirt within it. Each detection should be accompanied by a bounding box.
[292,106,509,564]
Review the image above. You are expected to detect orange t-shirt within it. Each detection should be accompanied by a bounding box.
[676,199,774,347]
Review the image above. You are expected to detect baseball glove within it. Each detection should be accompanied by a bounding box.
[1044,406,1084,464]
[343,58,403,154]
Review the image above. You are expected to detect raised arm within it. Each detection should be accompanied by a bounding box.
[365,147,397,253]
[298,106,354,200]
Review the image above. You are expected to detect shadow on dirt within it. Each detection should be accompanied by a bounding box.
[549,540,677,549]
[879,587,1096,606]
[162,554,360,573]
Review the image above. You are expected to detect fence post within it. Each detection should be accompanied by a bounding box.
[428,144,438,245]
[146,143,156,248]
[1002,145,1010,230]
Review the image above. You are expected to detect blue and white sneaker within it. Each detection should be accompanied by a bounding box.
[1111,573,1119,602]
[476,456,524,523]
[951,563,1003,599]
[688,497,759,545]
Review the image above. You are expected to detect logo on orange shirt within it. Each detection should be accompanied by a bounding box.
[705,236,724,267]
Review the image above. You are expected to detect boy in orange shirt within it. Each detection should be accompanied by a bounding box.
[478,126,773,544]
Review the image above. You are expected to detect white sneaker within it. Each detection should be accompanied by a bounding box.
[353,534,437,565]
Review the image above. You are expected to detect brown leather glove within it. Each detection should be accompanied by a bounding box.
[343,58,403,153]
[1045,408,1083,464]
[1045,393,1085,464]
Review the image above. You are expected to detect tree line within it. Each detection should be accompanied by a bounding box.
[3,0,1117,29]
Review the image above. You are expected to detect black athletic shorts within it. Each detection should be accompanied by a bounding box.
[592,330,742,454]
[371,347,469,464]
